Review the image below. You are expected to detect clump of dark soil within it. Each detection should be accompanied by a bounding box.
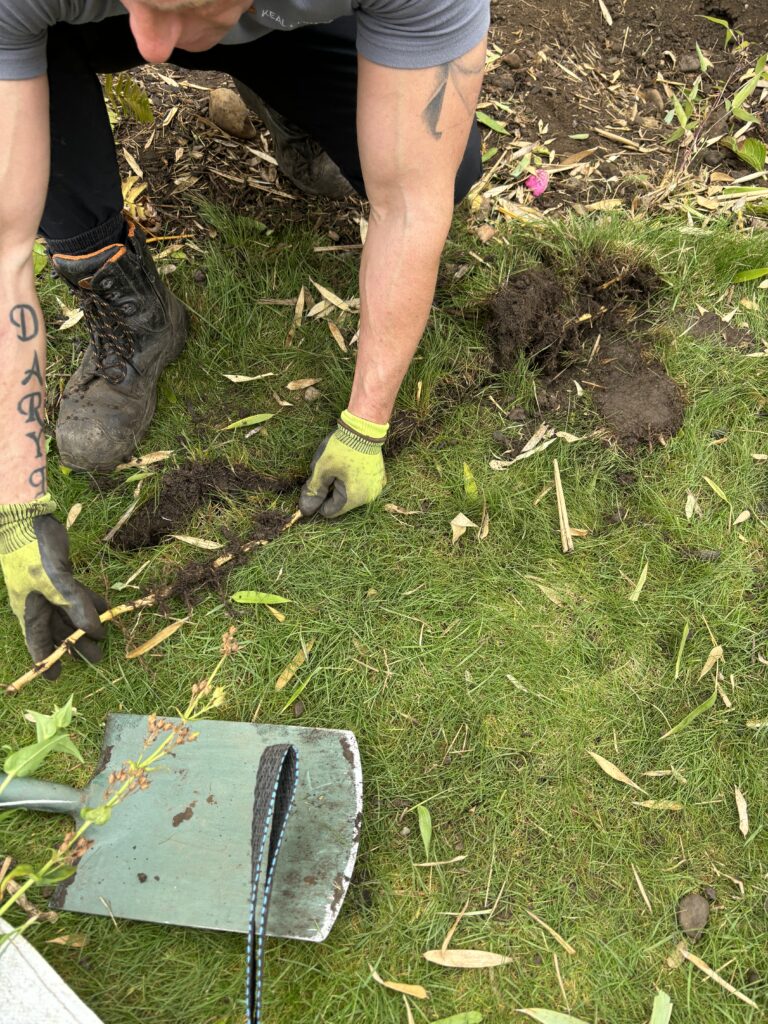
[689,310,756,351]
[111,459,300,550]
[157,510,290,608]
[488,259,685,448]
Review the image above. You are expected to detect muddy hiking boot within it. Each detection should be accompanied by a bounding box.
[234,82,353,199]
[52,222,188,473]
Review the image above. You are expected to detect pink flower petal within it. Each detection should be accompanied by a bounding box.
[524,170,550,198]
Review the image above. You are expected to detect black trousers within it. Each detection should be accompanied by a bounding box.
[42,15,483,251]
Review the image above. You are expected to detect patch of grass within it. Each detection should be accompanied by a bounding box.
[1,210,767,1024]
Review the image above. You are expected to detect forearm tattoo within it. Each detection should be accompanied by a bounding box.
[9,303,46,496]
[422,54,484,140]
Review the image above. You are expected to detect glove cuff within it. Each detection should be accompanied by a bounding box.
[0,494,58,555]
[337,409,389,454]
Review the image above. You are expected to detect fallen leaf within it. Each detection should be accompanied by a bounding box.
[703,476,730,505]
[632,800,684,811]
[65,503,83,530]
[46,933,88,948]
[685,491,701,520]
[224,412,273,430]
[517,1011,589,1024]
[478,506,490,541]
[587,751,647,794]
[527,578,564,607]
[126,618,189,659]
[649,991,673,1024]
[463,463,480,502]
[432,1015,483,1024]
[58,307,85,331]
[451,513,478,544]
[525,910,576,955]
[417,805,432,859]
[369,966,428,1000]
[734,786,749,837]
[753,453,767,462]
[265,605,286,623]
[384,503,422,516]
[733,509,751,526]
[222,372,275,383]
[328,321,347,352]
[698,645,723,680]
[170,534,223,551]
[275,639,315,691]
[231,591,290,605]
[286,378,320,391]
[628,561,649,602]
[116,450,173,470]
[661,687,717,740]
[423,949,512,969]
[309,278,351,312]
[414,855,468,867]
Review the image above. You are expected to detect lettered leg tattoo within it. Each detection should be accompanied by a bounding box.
[9,303,46,496]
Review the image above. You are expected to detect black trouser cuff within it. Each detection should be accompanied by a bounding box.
[45,211,126,256]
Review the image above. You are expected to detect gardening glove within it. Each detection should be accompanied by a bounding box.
[299,409,388,519]
[0,495,108,679]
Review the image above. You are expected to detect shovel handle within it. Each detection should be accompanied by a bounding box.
[0,773,82,816]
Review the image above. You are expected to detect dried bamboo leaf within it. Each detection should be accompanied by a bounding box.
[126,618,189,659]
[587,750,647,794]
[369,966,428,1000]
[422,949,512,969]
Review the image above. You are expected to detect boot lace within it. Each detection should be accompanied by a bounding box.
[80,290,139,385]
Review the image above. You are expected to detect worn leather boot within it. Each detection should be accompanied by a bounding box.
[234,81,353,199]
[51,221,188,473]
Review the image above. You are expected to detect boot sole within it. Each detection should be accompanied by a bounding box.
[58,298,189,473]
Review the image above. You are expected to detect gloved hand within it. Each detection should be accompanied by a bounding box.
[299,409,388,519]
[0,495,108,679]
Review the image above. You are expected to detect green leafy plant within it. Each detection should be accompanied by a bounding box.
[104,72,154,125]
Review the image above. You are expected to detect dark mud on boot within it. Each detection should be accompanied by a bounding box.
[111,459,300,550]
[487,259,684,450]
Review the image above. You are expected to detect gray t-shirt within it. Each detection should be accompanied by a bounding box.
[0,0,490,80]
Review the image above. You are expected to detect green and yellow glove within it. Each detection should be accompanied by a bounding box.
[0,495,108,679]
[299,409,388,519]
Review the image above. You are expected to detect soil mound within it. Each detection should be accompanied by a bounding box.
[111,460,300,550]
[488,261,684,448]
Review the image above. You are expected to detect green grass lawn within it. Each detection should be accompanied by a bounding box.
[1,209,767,1024]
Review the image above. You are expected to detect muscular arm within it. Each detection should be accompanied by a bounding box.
[349,38,486,423]
[0,76,50,503]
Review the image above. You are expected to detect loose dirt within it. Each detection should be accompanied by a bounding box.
[488,260,685,448]
[110,460,299,550]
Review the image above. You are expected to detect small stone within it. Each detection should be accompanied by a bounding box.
[506,406,528,422]
[303,385,321,403]
[677,892,710,941]
[292,700,305,719]
[703,886,717,902]
[679,54,700,73]
[476,224,496,244]
[208,88,256,140]
[502,52,523,70]
[703,148,722,167]
[400,826,411,837]
[492,429,512,446]
[193,269,207,284]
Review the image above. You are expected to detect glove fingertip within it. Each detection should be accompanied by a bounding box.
[42,661,63,682]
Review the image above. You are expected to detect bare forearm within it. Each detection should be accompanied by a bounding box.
[348,194,453,423]
[1,264,48,502]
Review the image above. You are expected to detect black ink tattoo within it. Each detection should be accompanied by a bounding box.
[12,302,47,496]
[17,391,44,427]
[9,304,39,342]
[421,53,485,140]
[26,429,45,459]
[20,350,43,388]
[28,466,47,497]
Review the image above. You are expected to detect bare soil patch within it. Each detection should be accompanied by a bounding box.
[488,261,685,447]
[110,459,299,550]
